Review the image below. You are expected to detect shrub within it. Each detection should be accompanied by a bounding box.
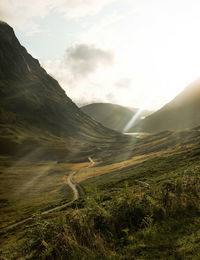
[19,176,200,259]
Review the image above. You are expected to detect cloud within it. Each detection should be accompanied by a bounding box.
[0,0,56,34]
[42,54,136,108]
[115,78,132,88]
[0,0,116,33]
[42,43,119,106]
[42,41,138,107]
[42,58,130,108]
[42,59,75,87]
[57,0,115,18]
[42,43,115,89]
[65,43,114,77]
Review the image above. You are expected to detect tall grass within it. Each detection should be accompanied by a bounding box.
[14,175,200,259]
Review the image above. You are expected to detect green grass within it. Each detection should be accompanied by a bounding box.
[1,128,200,259]
[4,174,200,259]
[82,149,200,191]
[0,159,74,229]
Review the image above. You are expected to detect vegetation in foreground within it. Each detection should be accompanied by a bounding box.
[2,163,200,259]
[1,128,200,259]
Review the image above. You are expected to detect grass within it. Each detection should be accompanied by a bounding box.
[81,150,200,191]
[0,159,78,229]
[1,128,200,259]
[4,173,200,259]
[75,129,200,189]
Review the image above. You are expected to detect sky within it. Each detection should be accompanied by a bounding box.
[1,0,200,110]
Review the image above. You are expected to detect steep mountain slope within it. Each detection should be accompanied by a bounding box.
[0,21,129,161]
[129,79,200,133]
[81,103,151,132]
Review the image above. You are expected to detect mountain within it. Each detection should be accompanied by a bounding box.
[129,79,200,133]
[81,103,151,132]
[0,21,129,162]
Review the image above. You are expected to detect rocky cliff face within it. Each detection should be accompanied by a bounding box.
[0,22,129,161]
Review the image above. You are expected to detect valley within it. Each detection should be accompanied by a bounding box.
[81,103,152,133]
[1,20,200,259]
[1,127,200,259]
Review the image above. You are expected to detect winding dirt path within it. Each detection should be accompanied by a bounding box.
[67,171,79,201]
[0,158,95,233]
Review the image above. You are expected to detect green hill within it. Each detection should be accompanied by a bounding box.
[129,79,200,133]
[0,21,131,235]
[81,102,151,132]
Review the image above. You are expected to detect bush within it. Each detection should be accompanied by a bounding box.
[19,176,200,259]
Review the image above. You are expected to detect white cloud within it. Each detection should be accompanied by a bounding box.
[42,43,117,105]
[57,0,115,18]
[0,0,117,34]
[65,43,114,77]
[0,0,56,33]
[42,53,157,109]
[115,78,132,88]
[42,59,75,87]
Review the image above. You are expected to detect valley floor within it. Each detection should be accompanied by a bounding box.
[1,128,200,259]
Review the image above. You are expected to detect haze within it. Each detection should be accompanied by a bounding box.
[1,0,200,110]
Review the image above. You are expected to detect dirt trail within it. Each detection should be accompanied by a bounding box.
[0,158,95,233]
[67,171,79,200]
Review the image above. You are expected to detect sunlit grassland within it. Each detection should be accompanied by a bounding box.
[1,128,200,258]
[6,168,200,259]
[75,129,200,185]
[0,158,86,229]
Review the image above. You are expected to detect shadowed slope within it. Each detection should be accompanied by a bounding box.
[0,22,130,161]
[81,102,151,132]
[129,79,200,133]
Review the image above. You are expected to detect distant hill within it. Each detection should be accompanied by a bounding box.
[129,79,200,133]
[81,103,152,132]
[0,22,129,162]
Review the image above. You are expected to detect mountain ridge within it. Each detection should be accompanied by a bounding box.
[129,79,200,133]
[0,22,129,161]
[81,102,152,132]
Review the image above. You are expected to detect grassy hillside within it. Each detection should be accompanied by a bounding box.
[1,127,200,259]
[1,21,200,260]
[81,102,151,132]
[129,79,200,133]
[0,21,133,254]
[0,22,130,162]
